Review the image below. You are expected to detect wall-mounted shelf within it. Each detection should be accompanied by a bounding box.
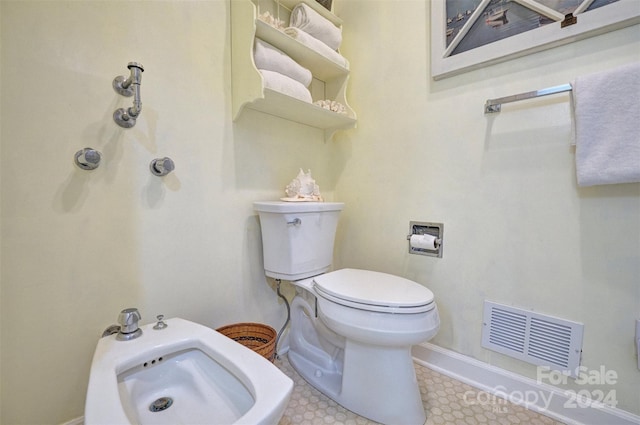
[276,0,343,26]
[255,20,348,81]
[250,87,356,128]
[231,0,357,140]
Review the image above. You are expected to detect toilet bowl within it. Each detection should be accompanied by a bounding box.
[254,202,440,425]
[289,269,439,425]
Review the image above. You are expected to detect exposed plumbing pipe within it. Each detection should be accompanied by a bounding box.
[274,279,291,360]
[113,62,144,128]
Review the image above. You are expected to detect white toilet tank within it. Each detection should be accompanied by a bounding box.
[254,202,344,281]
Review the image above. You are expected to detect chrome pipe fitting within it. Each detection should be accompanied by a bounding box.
[113,62,144,128]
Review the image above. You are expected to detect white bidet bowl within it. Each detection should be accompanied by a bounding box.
[85,318,293,425]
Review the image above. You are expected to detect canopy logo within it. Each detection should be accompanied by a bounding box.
[537,365,618,408]
[462,365,619,413]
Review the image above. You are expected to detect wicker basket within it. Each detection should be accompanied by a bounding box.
[216,322,277,362]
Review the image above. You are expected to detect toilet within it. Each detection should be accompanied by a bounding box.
[254,201,439,425]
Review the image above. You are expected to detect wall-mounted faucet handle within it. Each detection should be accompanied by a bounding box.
[117,308,142,340]
[150,157,175,176]
[74,148,102,170]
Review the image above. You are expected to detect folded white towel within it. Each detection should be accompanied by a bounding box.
[254,39,312,87]
[259,69,312,103]
[290,3,342,50]
[284,27,348,68]
[572,62,640,187]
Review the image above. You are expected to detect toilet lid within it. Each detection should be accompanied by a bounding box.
[313,269,435,314]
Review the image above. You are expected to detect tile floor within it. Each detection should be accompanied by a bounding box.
[275,354,565,425]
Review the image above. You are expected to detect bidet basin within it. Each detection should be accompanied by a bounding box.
[117,348,254,424]
[85,318,293,425]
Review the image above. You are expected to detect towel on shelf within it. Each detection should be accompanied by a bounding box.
[259,69,312,103]
[290,3,342,50]
[254,39,312,87]
[284,27,348,68]
[572,62,640,187]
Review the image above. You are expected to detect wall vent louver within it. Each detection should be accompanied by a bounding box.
[482,301,584,376]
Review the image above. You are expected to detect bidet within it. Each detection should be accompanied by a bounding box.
[85,317,293,425]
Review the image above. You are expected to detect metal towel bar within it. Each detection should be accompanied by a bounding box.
[484,83,572,114]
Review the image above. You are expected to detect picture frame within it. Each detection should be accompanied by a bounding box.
[431,0,640,80]
[315,0,332,11]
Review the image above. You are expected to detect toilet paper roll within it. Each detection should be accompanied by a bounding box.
[410,234,438,250]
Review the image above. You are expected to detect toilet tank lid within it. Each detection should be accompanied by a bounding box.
[313,269,434,308]
[253,201,344,213]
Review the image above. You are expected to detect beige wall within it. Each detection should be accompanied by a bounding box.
[0,1,339,423]
[0,0,638,424]
[334,0,640,417]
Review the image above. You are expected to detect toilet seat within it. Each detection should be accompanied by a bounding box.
[313,268,435,314]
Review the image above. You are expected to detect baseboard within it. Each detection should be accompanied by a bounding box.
[61,417,83,425]
[412,343,640,425]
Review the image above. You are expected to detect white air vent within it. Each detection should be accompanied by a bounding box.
[482,301,583,376]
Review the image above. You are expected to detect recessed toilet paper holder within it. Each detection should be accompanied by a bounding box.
[407,221,443,258]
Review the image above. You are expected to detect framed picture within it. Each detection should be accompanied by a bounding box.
[315,0,333,11]
[431,0,640,80]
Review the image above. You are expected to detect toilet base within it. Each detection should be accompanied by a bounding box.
[288,349,343,400]
[287,294,427,425]
[289,339,426,425]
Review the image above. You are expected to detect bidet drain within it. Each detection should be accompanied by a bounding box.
[149,397,173,412]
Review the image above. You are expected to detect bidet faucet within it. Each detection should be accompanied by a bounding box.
[116,308,143,341]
